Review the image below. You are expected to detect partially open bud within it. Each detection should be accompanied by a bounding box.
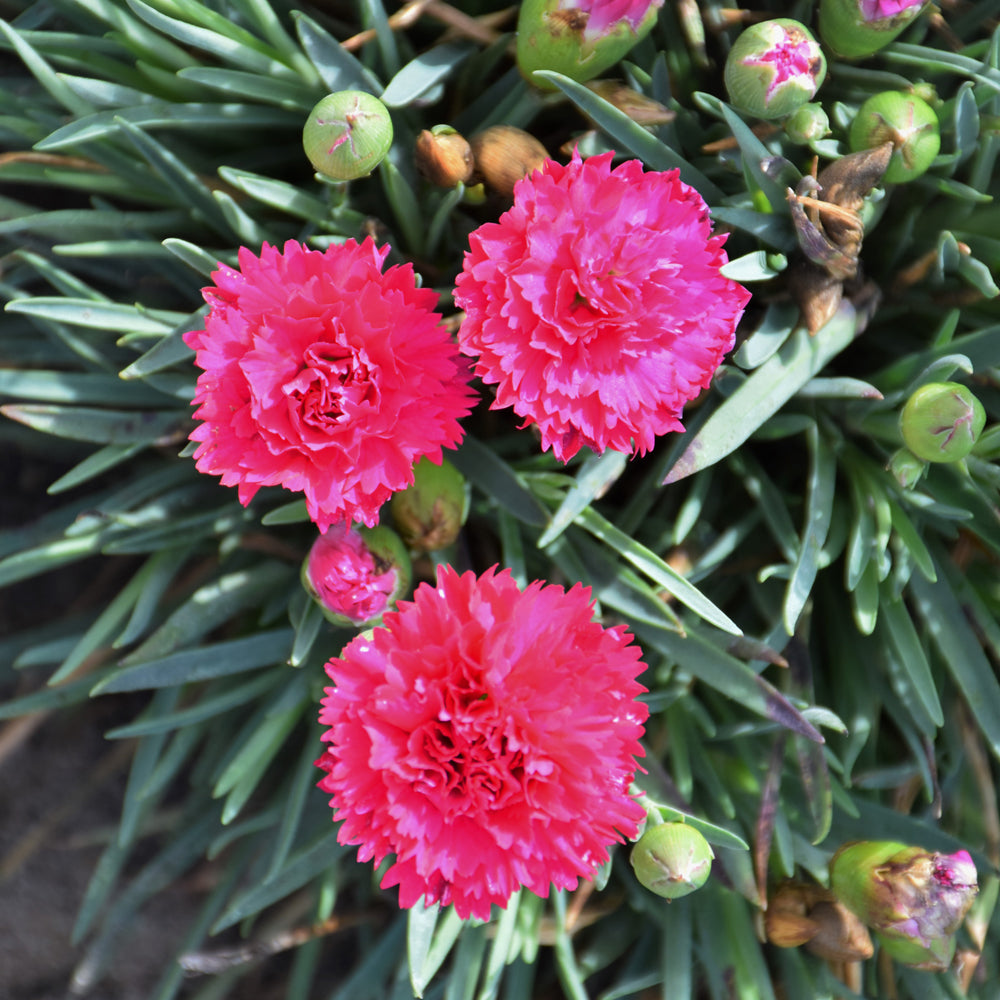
[415,126,474,188]
[784,103,831,144]
[516,0,664,90]
[630,822,714,900]
[724,19,826,121]
[830,842,978,971]
[303,91,393,181]
[849,90,940,183]
[766,882,874,962]
[820,0,930,59]
[301,524,411,627]
[389,457,468,552]
[470,125,549,198]
[899,381,986,463]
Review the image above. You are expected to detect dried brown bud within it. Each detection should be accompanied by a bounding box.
[470,125,549,198]
[584,80,675,127]
[766,882,873,962]
[415,127,474,188]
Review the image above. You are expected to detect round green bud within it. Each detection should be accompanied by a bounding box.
[819,0,930,60]
[630,822,714,900]
[389,457,469,552]
[899,381,986,463]
[303,91,393,181]
[724,19,826,121]
[849,91,940,183]
[785,103,831,144]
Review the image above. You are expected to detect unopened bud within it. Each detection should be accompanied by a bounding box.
[630,822,713,900]
[820,0,930,60]
[389,457,468,552]
[888,446,927,489]
[303,91,393,181]
[470,125,549,198]
[584,80,675,127]
[415,126,474,188]
[724,19,827,121]
[830,841,978,971]
[516,0,664,90]
[765,882,874,962]
[899,382,986,463]
[849,90,940,183]
[784,103,831,144]
[301,523,411,627]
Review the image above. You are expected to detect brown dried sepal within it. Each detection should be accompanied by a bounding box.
[766,882,873,962]
[584,81,676,127]
[415,129,474,188]
[787,142,893,333]
[470,125,549,198]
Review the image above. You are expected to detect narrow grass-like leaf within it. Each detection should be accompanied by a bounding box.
[177,66,316,108]
[451,436,547,527]
[293,11,382,95]
[105,672,278,738]
[212,829,349,933]
[124,0,299,79]
[0,18,94,116]
[218,165,328,221]
[116,117,231,236]
[35,102,294,150]
[46,443,145,493]
[552,891,589,1000]
[732,302,798,370]
[5,297,180,334]
[118,563,294,664]
[408,902,442,999]
[93,628,293,693]
[265,732,320,880]
[910,561,1000,761]
[636,625,823,742]
[0,403,182,444]
[533,71,721,200]
[0,532,104,588]
[881,593,944,729]
[411,905,465,999]
[0,670,106,719]
[381,43,474,107]
[537,450,627,548]
[379,158,424,255]
[479,894,521,1000]
[719,102,795,212]
[575,507,740,634]
[783,425,836,634]
[665,304,860,483]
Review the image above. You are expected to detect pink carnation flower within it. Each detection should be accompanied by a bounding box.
[860,0,924,19]
[454,151,750,463]
[562,0,664,39]
[317,565,649,920]
[304,525,399,625]
[184,239,476,531]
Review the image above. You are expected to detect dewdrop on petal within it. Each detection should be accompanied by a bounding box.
[724,19,826,121]
[899,382,986,463]
[301,524,411,628]
[830,841,978,971]
[849,90,940,183]
[516,0,664,91]
[820,0,930,59]
[630,822,713,900]
[303,91,393,181]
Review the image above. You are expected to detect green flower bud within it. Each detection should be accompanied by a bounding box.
[516,0,664,91]
[303,91,393,181]
[389,457,468,552]
[899,381,986,463]
[830,841,978,971]
[819,0,930,60]
[888,447,927,489]
[784,103,831,144]
[301,523,410,627]
[849,91,940,183]
[724,19,827,121]
[630,822,714,900]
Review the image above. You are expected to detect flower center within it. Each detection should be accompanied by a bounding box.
[285,341,375,427]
